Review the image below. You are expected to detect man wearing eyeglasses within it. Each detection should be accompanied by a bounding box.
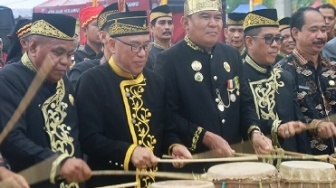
[154,0,273,173]
[242,9,311,153]
[276,7,336,155]
[75,10,192,187]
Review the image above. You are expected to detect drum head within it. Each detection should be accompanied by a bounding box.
[150,180,215,188]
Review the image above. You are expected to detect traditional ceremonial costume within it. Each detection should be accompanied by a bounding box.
[68,3,126,89]
[146,5,173,70]
[243,9,311,153]
[6,18,31,64]
[76,11,181,188]
[74,6,104,64]
[226,12,246,57]
[154,0,261,173]
[277,50,336,155]
[277,17,291,59]
[0,13,82,188]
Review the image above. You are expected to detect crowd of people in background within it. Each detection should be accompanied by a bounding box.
[1,0,336,188]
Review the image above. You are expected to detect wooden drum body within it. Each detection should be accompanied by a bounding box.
[206,162,279,188]
[279,161,336,188]
[150,180,215,188]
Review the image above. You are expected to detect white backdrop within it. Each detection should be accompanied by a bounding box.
[0,0,47,18]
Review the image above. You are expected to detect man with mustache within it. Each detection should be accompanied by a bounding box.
[147,5,174,70]
[0,13,92,187]
[242,9,311,153]
[154,0,273,173]
[277,7,336,155]
[278,17,295,59]
[224,12,246,57]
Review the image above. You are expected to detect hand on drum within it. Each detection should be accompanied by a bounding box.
[202,131,235,157]
[277,121,306,138]
[171,144,192,168]
[60,158,92,183]
[251,131,273,154]
[131,146,159,169]
[316,122,336,139]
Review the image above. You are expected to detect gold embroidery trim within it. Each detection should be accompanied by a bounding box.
[109,17,149,37]
[279,24,289,31]
[124,144,137,170]
[184,0,222,16]
[243,13,278,30]
[150,12,172,22]
[184,36,204,52]
[247,125,261,138]
[271,119,282,148]
[120,71,157,187]
[98,10,118,29]
[41,79,78,187]
[31,20,74,41]
[227,19,244,25]
[21,52,37,72]
[17,23,31,38]
[50,154,69,184]
[245,55,267,74]
[190,126,203,151]
[109,57,135,79]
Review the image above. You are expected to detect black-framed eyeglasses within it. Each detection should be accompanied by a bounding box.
[251,35,284,45]
[115,38,152,53]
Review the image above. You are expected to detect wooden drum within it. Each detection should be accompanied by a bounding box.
[279,161,336,188]
[206,162,279,188]
[150,180,215,188]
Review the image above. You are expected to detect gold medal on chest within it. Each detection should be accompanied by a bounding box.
[329,80,335,86]
[230,94,236,102]
[223,62,230,72]
[191,60,202,71]
[194,72,204,82]
[69,94,75,106]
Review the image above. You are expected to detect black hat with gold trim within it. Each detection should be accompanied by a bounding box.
[106,11,149,38]
[31,13,76,41]
[227,12,246,26]
[150,5,172,23]
[184,0,222,16]
[243,9,279,32]
[7,19,31,39]
[278,17,290,32]
[98,2,130,30]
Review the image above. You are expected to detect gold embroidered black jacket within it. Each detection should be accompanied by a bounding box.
[0,56,82,188]
[277,50,336,155]
[154,38,261,172]
[76,59,181,188]
[243,55,311,153]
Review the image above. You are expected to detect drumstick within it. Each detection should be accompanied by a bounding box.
[96,182,138,188]
[234,152,329,161]
[158,155,258,163]
[0,55,53,144]
[92,170,202,180]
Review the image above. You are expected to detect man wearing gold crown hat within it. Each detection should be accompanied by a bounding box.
[277,17,295,59]
[74,6,104,64]
[276,7,336,155]
[224,12,246,56]
[154,0,273,173]
[242,9,312,153]
[68,3,129,89]
[146,4,174,70]
[0,13,92,188]
[76,10,192,188]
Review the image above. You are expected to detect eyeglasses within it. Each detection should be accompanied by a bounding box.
[115,38,152,53]
[251,35,284,45]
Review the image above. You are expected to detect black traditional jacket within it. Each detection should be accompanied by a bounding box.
[154,37,261,155]
[277,49,336,155]
[76,58,181,188]
[146,43,164,70]
[0,53,82,188]
[68,59,100,90]
[243,55,311,153]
